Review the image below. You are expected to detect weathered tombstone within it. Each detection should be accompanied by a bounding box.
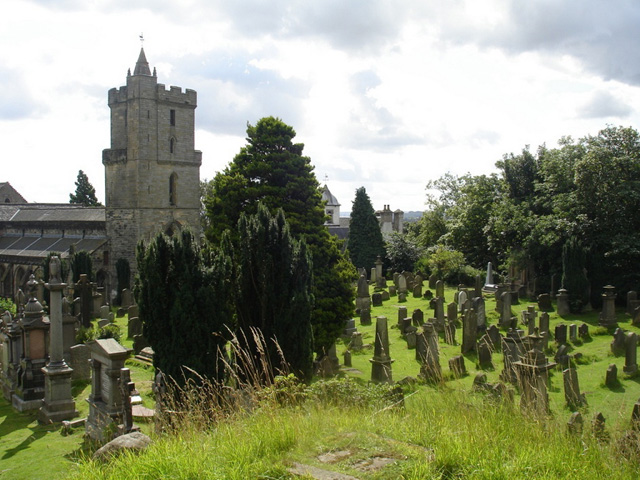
[375,256,386,289]
[537,293,552,312]
[555,344,571,369]
[412,309,424,327]
[419,323,441,382]
[487,325,502,352]
[556,289,570,316]
[474,274,483,299]
[578,323,589,339]
[388,285,397,297]
[592,412,607,440]
[513,346,556,416]
[343,350,352,368]
[77,274,93,329]
[605,363,618,388]
[342,318,357,339]
[370,268,377,286]
[435,280,444,300]
[495,284,507,312]
[398,275,408,295]
[360,308,372,326]
[127,305,139,319]
[500,329,524,384]
[372,292,383,307]
[599,285,617,327]
[444,321,456,345]
[356,275,371,311]
[397,306,408,327]
[428,273,437,289]
[433,297,445,329]
[555,324,567,345]
[416,329,428,363]
[401,317,412,335]
[446,302,457,324]
[412,285,423,298]
[85,338,131,442]
[398,292,407,303]
[99,305,110,320]
[449,355,466,378]
[569,324,578,343]
[38,256,78,423]
[98,319,110,329]
[405,326,418,349]
[472,297,486,328]
[461,308,477,354]
[414,274,423,287]
[132,334,149,355]
[121,289,134,309]
[477,335,493,369]
[370,316,394,383]
[623,332,638,375]
[70,344,91,381]
[611,328,626,356]
[563,368,586,408]
[349,331,363,351]
[458,291,468,313]
[381,290,390,301]
[567,412,583,435]
[127,317,142,339]
[499,291,512,327]
[539,312,550,337]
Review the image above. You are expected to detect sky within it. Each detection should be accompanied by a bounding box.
[2,1,640,212]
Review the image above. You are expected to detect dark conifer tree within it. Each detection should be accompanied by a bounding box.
[71,250,93,283]
[561,236,590,313]
[69,170,102,206]
[348,187,385,270]
[115,258,130,306]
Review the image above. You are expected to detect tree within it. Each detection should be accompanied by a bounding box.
[135,230,232,385]
[561,236,590,313]
[69,170,101,206]
[115,258,130,306]
[71,250,93,283]
[385,232,423,273]
[227,203,314,381]
[205,117,355,356]
[347,187,386,270]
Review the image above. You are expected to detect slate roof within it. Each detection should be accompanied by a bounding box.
[0,204,105,224]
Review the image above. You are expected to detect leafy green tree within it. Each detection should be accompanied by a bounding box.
[347,187,385,270]
[115,258,130,306]
[205,116,355,356]
[385,232,423,273]
[69,170,101,206]
[71,250,93,283]
[561,236,590,313]
[135,230,232,385]
[226,203,314,381]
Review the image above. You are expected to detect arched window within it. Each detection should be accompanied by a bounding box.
[169,173,178,206]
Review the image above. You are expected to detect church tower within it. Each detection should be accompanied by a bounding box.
[102,49,201,276]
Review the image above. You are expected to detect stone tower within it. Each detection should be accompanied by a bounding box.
[102,49,201,278]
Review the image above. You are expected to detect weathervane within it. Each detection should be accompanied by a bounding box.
[324,174,329,182]
[139,33,144,47]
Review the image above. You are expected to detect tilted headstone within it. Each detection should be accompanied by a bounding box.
[605,363,618,388]
[500,330,524,384]
[567,412,583,435]
[444,321,456,345]
[513,346,556,416]
[412,309,424,327]
[449,355,466,378]
[555,344,571,369]
[623,332,638,375]
[416,329,428,363]
[433,297,445,328]
[563,368,586,408]
[419,323,441,382]
[592,412,607,440]
[487,325,502,351]
[611,328,626,356]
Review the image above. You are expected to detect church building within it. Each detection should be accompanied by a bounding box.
[0,49,201,301]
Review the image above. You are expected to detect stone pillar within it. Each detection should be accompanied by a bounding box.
[39,256,78,423]
[624,332,638,375]
[556,289,570,316]
[370,316,394,383]
[375,256,385,289]
[599,285,617,327]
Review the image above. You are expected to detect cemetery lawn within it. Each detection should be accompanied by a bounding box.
[4,289,640,479]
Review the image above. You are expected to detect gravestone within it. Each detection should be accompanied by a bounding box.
[537,294,552,312]
[500,329,524,384]
[419,323,441,382]
[477,335,493,369]
[444,321,456,345]
[539,312,550,336]
[100,305,111,320]
[569,324,578,343]
[375,256,386,289]
[370,268,377,286]
[499,291,512,327]
[98,319,110,329]
[405,326,417,349]
[435,280,444,300]
[599,285,617,327]
[458,291,468,313]
[412,309,424,327]
[627,291,639,316]
[495,284,507,312]
[398,275,408,295]
[349,331,363,351]
[449,355,466,378]
[433,297,445,329]
[592,412,607,440]
[121,289,134,308]
[360,308,372,326]
[474,274,483,299]
[513,346,556,416]
[343,350,352,368]
[133,334,149,355]
[555,324,567,345]
[461,308,477,354]
[487,325,502,351]
[611,328,626,356]
[398,292,407,303]
[381,290,390,301]
[401,317,412,335]
[397,306,408,327]
[578,323,589,339]
[77,274,93,329]
[446,302,457,324]
[416,329,428,363]
[472,297,486,328]
[317,344,340,378]
[428,274,437,289]
[605,363,618,388]
[567,412,583,435]
[70,344,91,381]
[412,285,423,298]
[370,316,394,383]
[423,290,433,300]
[126,317,141,340]
[127,305,139,319]
[356,275,371,311]
[563,368,586,408]
[342,318,357,339]
[556,289,570,316]
[388,285,397,297]
[372,292,383,307]
[623,332,638,375]
[555,344,571,369]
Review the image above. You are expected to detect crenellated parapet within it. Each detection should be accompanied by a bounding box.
[156,84,197,106]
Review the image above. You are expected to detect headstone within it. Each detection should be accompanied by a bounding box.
[567,412,583,435]
[487,325,502,351]
[539,312,550,336]
[342,318,357,339]
[381,290,390,301]
[397,306,408,327]
[444,321,456,345]
[578,323,589,339]
[127,317,142,339]
[484,262,494,287]
[461,308,477,354]
[449,355,466,378]
[555,324,567,345]
[360,308,372,326]
[605,363,618,388]
[414,274,423,287]
[477,335,493,369]
[412,285,423,298]
[513,346,556,416]
[457,291,468,313]
[370,267,377,286]
[375,256,386,289]
[356,275,371,311]
[398,292,407,303]
[398,275,408,295]
[98,319,110,329]
[388,285,397,297]
[127,305,139,319]
[316,344,340,378]
[563,368,586,408]
[569,324,578,343]
[372,292,383,307]
[433,297,445,329]
[623,332,638,375]
[423,289,433,300]
[557,289,570,316]
[133,334,149,355]
[499,291,512,327]
[599,285,617,327]
[500,330,524,384]
[592,412,607,440]
[416,329,428,363]
[537,294,552,312]
[474,274,483,298]
[121,289,134,308]
[412,309,424,327]
[343,350,352,368]
[419,323,441,382]
[611,328,626,356]
[100,305,111,320]
[435,280,444,300]
[472,297,486,328]
[119,367,137,435]
[555,344,571,369]
[349,332,363,351]
[428,274,437,289]
[495,284,507,312]
[370,316,394,383]
[401,317,412,335]
[446,302,457,324]
[405,326,417,349]
[70,344,91,381]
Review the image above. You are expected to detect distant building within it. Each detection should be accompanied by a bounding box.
[0,48,201,301]
[321,185,403,240]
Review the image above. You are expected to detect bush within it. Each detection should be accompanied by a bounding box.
[421,245,481,284]
[0,297,16,316]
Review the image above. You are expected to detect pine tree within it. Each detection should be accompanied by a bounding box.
[69,170,101,206]
[227,203,314,381]
[205,117,355,356]
[348,187,386,270]
[135,230,232,385]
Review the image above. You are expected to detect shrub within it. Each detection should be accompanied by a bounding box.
[0,297,16,316]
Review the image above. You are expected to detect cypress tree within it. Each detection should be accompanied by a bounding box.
[115,258,131,306]
[71,250,93,283]
[348,187,386,270]
[69,170,102,206]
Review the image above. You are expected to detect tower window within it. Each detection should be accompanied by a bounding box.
[170,138,175,153]
[169,173,178,206]
[170,109,176,126]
